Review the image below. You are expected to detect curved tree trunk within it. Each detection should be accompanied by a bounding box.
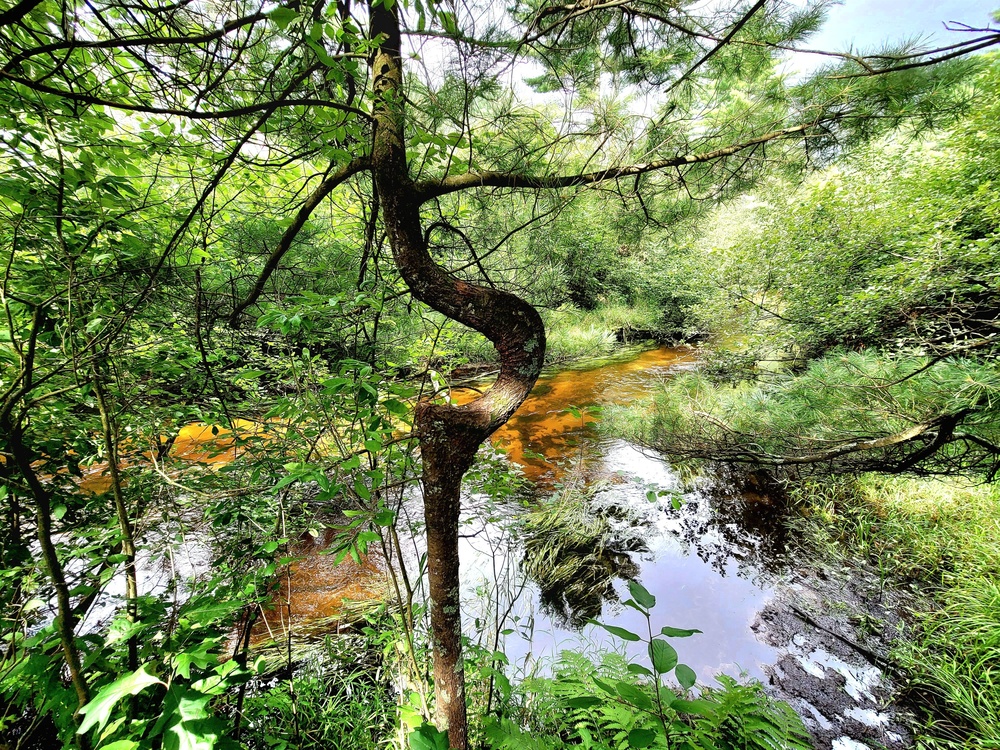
[368,5,545,747]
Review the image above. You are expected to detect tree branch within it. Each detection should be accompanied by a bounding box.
[414,123,814,201]
[0,69,372,121]
[0,0,43,28]
[228,156,371,326]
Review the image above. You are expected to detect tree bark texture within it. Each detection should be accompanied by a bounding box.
[367,4,545,747]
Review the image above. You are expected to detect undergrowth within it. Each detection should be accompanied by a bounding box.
[468,579,811,750]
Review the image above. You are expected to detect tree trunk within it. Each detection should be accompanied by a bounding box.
[367,5,546,747]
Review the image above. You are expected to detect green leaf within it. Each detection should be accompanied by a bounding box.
[78,664,163,735]
[590,620,641,642]
[565,696,602,709]
[627,728,657,748]
[269,7,299,29]
[382,398,409,416]
[649,639,678,674]
[353,478,371,500]
[615,681,652,710]
[438,10,459,36]
[672,698,718,719]
[660,626,702,638]
[160,686,219,750]
[627,663,654,677]
[592,677,616,695]
[628,580,655,609]
[408,723,449,750]
[174,640,217,680]
[675,663,697,690]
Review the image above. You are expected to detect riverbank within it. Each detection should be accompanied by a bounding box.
[788,475,1000,748]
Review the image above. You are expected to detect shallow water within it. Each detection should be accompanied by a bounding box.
[453,347,790,681]
[81,346,792,680]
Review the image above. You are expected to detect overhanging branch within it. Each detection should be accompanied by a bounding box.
[414,122,814,201]
[228,156,371,326]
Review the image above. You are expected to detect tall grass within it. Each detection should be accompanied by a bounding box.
[441,303,664,366]
[793,475,1000,748]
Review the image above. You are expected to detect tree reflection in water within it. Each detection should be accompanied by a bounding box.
[670,468,792,580]
[516,466,793,629]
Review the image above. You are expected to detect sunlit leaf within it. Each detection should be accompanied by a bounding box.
[78,664,163,735]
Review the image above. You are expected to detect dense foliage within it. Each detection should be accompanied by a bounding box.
[608,54,1000,748]
[617,57,1000,478]
[2,0,999,748]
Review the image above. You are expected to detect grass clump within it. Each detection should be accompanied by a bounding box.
[793,475,1000,748]
[519,484,642,628]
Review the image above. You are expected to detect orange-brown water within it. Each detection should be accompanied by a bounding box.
[250,528,386,645]
[77,419,271,495]
[455,346,696,483]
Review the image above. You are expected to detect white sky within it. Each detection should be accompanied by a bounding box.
[809,0,997,51]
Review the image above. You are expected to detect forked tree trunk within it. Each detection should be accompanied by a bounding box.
[368,5,546,747]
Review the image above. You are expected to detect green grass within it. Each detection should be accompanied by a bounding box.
[792,475,1000,748]
[239,636,397,750]
[440,303,664,367]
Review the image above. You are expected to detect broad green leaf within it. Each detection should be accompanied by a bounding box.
[661,626,702,638]
[408,723,449,750]
[174,640,216,680]
[675,663,697,690]
[269,7,299,29]
[627,663,654,677]
[78,664,163,735]
[162,687,218,750]
[592,677,616,695]
[565,696,602,709]
[627,728,657,748]
[628,580,655,609]
[649,639,678,674]
[615,681,652,710]
[672,698,718,719]
[590,620,641,642]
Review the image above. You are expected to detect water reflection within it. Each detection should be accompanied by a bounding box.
[454,346,698,485]
[519,483,644,628]
[455,347,794,680]
[676,469,792,579]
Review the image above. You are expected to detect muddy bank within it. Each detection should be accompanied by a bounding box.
[754,554,920,749]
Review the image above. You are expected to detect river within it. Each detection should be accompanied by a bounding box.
[439,344,914,750]
[447,346,785,680]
